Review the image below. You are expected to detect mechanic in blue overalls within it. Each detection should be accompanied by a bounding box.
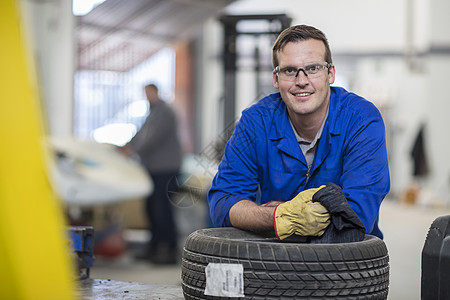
[208,25,390,242]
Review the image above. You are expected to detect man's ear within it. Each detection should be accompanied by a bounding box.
[328,64,336,85]
[273,71,279,89]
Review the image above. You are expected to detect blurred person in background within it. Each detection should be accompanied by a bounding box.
[121,83,182,264]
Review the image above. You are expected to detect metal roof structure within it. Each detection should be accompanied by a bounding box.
[76,0,234,72]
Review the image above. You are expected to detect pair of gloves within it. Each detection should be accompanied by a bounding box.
[273,183,365,242]
[273,185,329,240]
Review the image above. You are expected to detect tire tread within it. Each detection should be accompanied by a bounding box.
[181,228,389,299]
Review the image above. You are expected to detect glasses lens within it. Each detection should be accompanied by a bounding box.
[305,64,321,75]
[277,64,328,81]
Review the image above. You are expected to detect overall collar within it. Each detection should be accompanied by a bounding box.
[268,88,342,166]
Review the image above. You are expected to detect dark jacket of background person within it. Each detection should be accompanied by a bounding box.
[128,99,182,174]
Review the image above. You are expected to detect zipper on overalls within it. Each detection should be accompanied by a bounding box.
[305,164,312,184]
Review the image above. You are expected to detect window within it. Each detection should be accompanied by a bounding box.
[73,48,175,146]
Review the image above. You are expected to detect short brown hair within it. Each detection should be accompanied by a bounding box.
[145,83,158,92]
[272,25,332,68]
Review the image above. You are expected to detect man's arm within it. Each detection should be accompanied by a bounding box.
[229,189,331,240]
[339,99,390,237]
[229,200,281,232]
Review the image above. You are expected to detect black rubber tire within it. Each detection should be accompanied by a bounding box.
[181,228,389,299]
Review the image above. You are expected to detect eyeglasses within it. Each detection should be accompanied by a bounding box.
[274,63,331,81]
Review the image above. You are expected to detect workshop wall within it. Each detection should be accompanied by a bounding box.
[23,0,75,137]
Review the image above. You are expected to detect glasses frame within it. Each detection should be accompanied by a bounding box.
[274,63,331,81]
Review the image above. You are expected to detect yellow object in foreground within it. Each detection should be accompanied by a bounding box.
[0,1,76,299]
[274,186,330,240]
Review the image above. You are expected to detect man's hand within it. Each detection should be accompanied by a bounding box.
[274,186,331,240]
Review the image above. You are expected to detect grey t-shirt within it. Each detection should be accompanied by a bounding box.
[289,110,328,169]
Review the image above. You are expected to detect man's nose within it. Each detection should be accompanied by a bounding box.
[295,69,309,85]
[295,68,308,77]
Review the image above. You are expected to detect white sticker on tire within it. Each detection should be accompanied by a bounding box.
[204,263,244,297]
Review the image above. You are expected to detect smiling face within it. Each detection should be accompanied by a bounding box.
[273,39,335,122]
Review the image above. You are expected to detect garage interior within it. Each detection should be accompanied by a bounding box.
[2,0,450,299]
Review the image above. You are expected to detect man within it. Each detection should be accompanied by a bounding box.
[208,25,390,241]
[122,84,182,263]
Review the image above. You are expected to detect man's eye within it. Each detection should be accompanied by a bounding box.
[306,65,319,72]
[283,68,297,75]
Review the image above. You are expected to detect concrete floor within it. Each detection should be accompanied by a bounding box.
[89,199,450,300]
